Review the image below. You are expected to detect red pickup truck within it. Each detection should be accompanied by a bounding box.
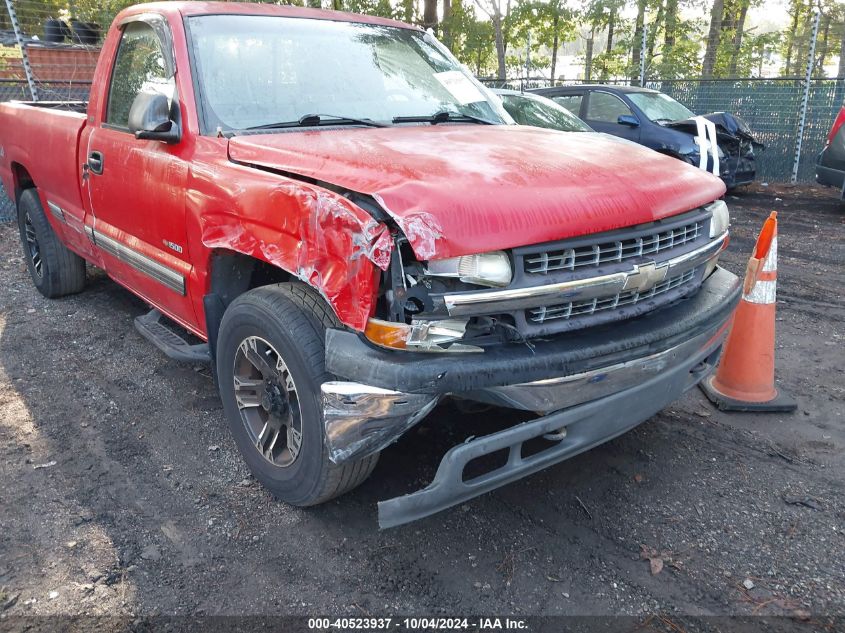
[0,2,738,527]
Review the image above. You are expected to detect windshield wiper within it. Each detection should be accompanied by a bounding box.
[245,113,388,130]
[392,110,497,125]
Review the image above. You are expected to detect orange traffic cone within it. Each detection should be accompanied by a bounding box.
[700,211,796,412]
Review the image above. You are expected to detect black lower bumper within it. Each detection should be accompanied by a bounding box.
[378,327,725,528]
[720,154,755,189]
[326,267,741,395]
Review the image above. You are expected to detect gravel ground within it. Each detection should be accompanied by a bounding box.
[0,184,843,627]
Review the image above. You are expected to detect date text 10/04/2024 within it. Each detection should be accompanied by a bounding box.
[307,617,529,630]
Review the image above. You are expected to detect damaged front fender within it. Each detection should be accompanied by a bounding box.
[198,172,392,331]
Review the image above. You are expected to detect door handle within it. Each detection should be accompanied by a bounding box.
[87,151,104,175]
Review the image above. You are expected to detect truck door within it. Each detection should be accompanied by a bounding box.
[83,17,198,332]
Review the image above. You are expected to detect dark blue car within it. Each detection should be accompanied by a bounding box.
[532,85,760,190]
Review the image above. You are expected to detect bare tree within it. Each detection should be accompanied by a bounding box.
[474,0,511,80]
[728,0,750,76]
[584,25,596,81]
[423,0,438,31]
[664,0,678,52]
[839,14,845,78]
[606,7,615,54]
[702,0,726,77]
[442,0,452,47]
[816,10,831,73]
[783,5,801,75]
[647,1,664,64]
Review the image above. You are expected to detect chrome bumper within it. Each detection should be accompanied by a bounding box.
[469,322,730,414]
[321,318,731,465]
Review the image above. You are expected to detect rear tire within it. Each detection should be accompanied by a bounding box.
[216,282,378,506]
[17,189,86,298]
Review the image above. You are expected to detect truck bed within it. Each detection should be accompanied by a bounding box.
[9,101,89,114]
[0,101,88,219]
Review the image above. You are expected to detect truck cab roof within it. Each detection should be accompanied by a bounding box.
[121,1,419,31]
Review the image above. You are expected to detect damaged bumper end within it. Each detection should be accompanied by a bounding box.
[323,267,741,528]
[321,382,437,464]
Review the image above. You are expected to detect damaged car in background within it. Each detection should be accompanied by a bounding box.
[0,2,739,528]
[533,84,764,190]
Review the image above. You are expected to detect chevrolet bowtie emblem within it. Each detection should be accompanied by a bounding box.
[622,262,669,293]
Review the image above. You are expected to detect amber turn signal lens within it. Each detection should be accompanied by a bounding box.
[364,318,410,350]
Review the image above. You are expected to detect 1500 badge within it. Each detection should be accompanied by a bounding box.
[163,239,183,254]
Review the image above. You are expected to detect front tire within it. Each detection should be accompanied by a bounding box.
[216,283,378,506]
[17,189,86,298]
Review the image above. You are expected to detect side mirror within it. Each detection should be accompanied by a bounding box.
[617,114,640,127]
[128,92,180,143]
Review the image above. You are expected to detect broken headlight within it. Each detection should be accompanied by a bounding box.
[707,199,730,237]
[424,251,512,288]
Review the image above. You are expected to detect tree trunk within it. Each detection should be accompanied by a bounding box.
[784,6,800,75]
[502,0,512,60]
[550,14,559,81]
[816,13,830,75]
[584,26,595,82]
[400,0,414,23]
[606,8,615,54]
[493,11,507,80]
[423,0,438,31]
[664,0,678,51]
[839,15,845,79]
[442,0,452,47]
[702,0,725,78]
[647,2,663,64]
[631,0,647,82]
[728,0,749,77]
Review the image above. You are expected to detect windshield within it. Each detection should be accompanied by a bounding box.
[500,93,592,132]
[628,92,695,122]
[187,15,509,131]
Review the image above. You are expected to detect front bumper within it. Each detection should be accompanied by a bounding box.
[720,154,756,189]
[322,267,740,526]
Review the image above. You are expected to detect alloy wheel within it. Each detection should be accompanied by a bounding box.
[23,212,42,278]
[232,336,303,468]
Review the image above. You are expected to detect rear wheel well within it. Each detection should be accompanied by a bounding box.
[204,251,311,360]
[11,163,35,202]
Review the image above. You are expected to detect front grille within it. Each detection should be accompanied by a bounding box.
[523,220,703,275]
[527,269,697,324]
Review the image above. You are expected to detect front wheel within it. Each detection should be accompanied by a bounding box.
[216,283,378,506]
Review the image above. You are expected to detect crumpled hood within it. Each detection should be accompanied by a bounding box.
[665,112,764,148]
[228,125,726,260]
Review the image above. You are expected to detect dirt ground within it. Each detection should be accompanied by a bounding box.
[0,185,843,626]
